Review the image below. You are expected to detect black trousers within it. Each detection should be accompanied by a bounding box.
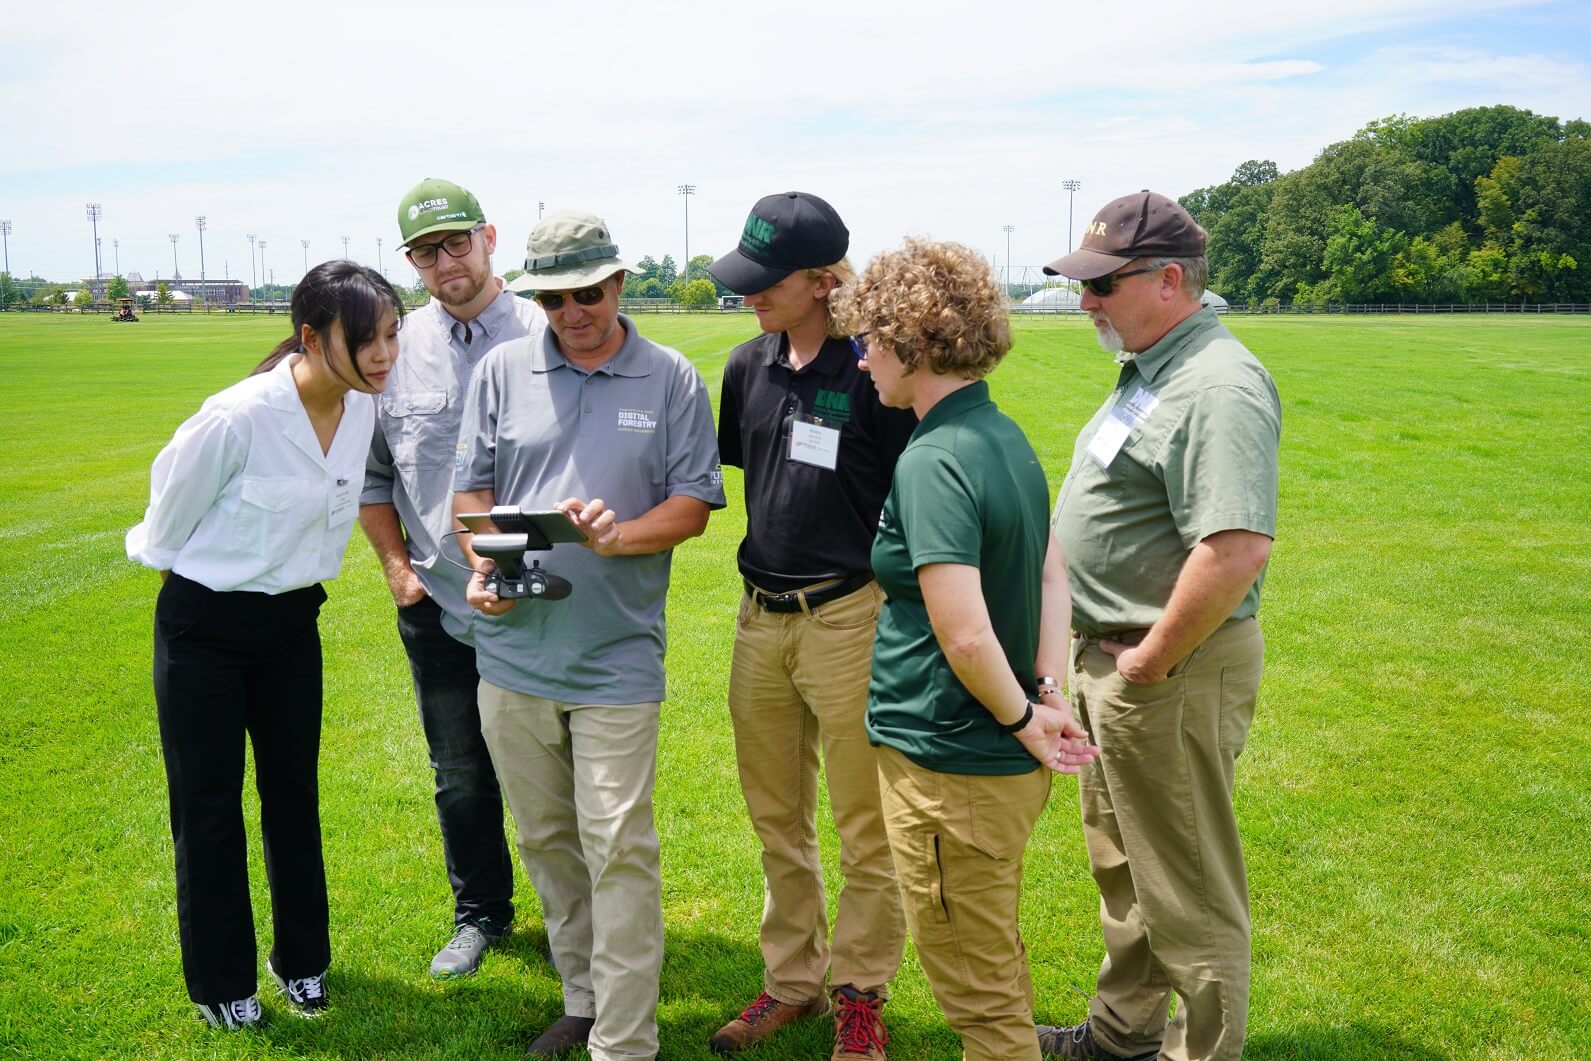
[394,595,514,926]
[153,573,331,1004]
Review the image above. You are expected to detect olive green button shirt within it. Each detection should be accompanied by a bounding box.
[1052,308,1281,636]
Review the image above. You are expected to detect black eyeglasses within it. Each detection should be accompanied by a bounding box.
[1082,266,1160,297]
[534,286,607,311]
[406,224,486,268]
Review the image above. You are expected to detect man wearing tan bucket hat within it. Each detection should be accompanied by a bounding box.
[453,209,726,1060]
[1036,190,1281,1061]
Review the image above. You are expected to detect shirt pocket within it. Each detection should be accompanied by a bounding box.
[238,476,322,551]
[381,389,451,469]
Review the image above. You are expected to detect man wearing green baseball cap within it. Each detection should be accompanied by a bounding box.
[455,209,727,1060]
[360,177,546,980]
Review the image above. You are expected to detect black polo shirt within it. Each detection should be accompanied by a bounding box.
[718,332,917,593]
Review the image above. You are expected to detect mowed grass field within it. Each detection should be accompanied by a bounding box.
[0,311,1587,1060]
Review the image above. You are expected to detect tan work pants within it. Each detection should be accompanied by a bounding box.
[727,582,905,1002]
[1070,617,1264,1061]
[478,683,662,1061]
[878,744,1051,1061]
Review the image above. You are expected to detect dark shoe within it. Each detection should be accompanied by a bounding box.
[527,1014,595,1058]
[266,956,329,1018]
[430,917,510,979]
[1037,1019,1158,1060]
[196,995,261,1030]
[831,985,888,1059]
[709,991,830,1053]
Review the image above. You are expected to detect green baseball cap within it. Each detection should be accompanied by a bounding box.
[397,178,485,248]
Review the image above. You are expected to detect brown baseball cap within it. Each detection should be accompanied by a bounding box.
[1043,189,1206,279]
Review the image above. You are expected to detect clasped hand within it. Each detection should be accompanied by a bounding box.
[1016,696,1101,774]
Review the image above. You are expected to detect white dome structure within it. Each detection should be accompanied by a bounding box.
[1021,286,1081,309]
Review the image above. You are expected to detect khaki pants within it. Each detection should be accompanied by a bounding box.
[478,682,662,1061]
[727,582,904,1001]
[877,744,1051,1061]
[1070,617,1263,1061]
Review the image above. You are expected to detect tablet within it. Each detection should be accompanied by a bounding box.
[457,507,589,550]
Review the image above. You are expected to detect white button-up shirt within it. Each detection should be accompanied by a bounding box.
[126,355,376,593]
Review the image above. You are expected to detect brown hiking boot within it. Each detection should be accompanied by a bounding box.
[1037,1019,1158,1060]
[831,985,888,1059]
[709,991,829,1053]
[526,1014,595,1058]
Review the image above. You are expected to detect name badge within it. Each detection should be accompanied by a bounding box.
[327,479,357,526]
[789,417,841,470]
[1086,411,1132,468]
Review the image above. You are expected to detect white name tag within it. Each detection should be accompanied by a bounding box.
[1120,385,1159,426]
[327,480,357,526]
[789,420,841,470]
[1087,413,1132,468]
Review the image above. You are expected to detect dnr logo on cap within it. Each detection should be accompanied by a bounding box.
[742,216,776,256]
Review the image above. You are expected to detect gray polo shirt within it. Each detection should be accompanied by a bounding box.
[362,287,547,640]
[1053,308,1280,636]
[454,315,726,704]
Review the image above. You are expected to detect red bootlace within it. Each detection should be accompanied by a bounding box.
[739,992,782,1026]
[835,993,888,1053]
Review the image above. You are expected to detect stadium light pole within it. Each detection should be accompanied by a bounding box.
[1,221,11,276]
[169,233,181,280]
[1062,180,1082,255]
[301,239,309,275]
[195,217,207,301]
[1003,225,1015,297]
[677,185,695,282]
[341,235,350,259]
[376,236,383,277]
[258,241,267,298]
[247,233,258,293]
[86,203,103,279]
[112,238,119,277]
[538,201,545,220]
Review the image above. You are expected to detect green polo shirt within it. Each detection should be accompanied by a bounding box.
[1052,308,1281,636]
[867,381,1050,776]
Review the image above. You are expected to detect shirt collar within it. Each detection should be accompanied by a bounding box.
[761,333,851,377]
[1130,307,1220,384]
[532,314,652,377]
[260,353,304,411]
[917,379,992,431]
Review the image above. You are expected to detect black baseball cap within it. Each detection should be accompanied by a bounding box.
[709,191,850,295]
[1044,189,1206,280]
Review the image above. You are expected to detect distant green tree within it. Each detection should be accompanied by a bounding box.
[105,275,131,300]
[665,278,688,303]
[681,278,717,306]
[632,277,665,299]
[0,272,20,309]
[73,288,94,307]
[156,283,173,306]
[657,255,678,288]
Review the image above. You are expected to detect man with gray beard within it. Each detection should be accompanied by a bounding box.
[1035,191,1281,1061]
[361,178,546,980]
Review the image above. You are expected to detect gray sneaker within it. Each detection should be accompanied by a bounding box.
[1037,1019,1158,1060]
[196,995,261,1030]
[429,917,510,979]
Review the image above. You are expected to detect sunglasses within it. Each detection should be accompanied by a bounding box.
[405,223,486,268]
[534,286,607,311]
[1082,266,1161,298]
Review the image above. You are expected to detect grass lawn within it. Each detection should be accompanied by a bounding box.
[0,311,1587,1060]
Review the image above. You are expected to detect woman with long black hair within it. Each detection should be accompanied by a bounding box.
[126,261,402,1029]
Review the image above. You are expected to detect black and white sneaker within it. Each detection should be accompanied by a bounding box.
[266,956,329,1018]
[196,995,262,1029]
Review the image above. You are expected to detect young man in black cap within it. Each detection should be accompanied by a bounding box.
[707,192,915,1060]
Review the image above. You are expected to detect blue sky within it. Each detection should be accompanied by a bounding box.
[2,0,1587,287]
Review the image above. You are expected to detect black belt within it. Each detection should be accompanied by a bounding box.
[745,573,873,613]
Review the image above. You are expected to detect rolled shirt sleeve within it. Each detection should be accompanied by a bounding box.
[361,416,396,506]
[453,364,500,493]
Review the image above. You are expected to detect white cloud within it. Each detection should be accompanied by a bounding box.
[0,0,1585,281]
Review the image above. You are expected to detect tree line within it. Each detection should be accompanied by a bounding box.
[1180,104,1590,305]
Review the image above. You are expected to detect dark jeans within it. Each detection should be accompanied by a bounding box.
[153,574,331,1004]
[395,595,514,927]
